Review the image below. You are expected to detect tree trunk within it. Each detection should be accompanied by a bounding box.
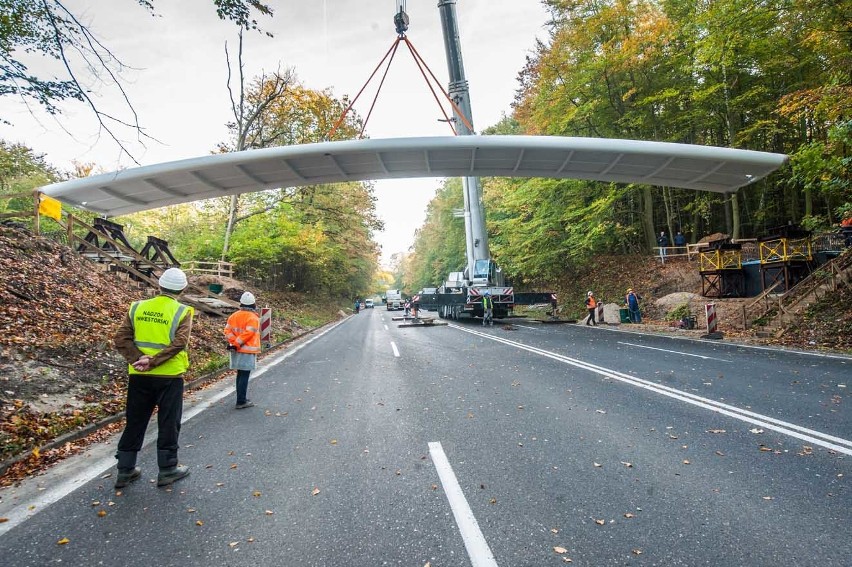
[724,193,733,235]
[731,191,740,240]
[221,194,240,260]
[642,186,655,250]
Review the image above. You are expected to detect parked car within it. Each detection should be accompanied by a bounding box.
[364,299,374,309]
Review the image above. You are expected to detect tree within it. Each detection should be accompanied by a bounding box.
[0,0,273,161]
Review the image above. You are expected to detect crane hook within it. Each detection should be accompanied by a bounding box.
[394,1,409,37]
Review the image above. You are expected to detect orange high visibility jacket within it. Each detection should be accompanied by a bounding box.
[224,308,261,354]
[585,296,597,309]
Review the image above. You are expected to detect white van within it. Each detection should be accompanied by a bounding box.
[364,299,374,309]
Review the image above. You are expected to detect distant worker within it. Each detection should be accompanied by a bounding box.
[482,291,494,327]
[841,213,852,247]
[113,267,193,489]
[354,299,360,314]
[658,231,669,263]
[224,292,261,410]
[674,231,687,255]
[626,288,642,323]
[584,291,597,326]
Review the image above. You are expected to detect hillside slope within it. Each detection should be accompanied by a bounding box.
[0,224,344,479]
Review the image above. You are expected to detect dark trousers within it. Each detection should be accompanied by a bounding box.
[236,369,251,404]
[586,308,596,325]
[117,375,183,460]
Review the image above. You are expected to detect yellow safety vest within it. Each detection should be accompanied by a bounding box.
[128,295,192,376]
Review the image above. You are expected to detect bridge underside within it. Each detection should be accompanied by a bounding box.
[41,135,788,217]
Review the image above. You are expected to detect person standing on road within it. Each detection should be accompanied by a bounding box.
[224,292,261,410]
[113,267,193,489]
[584,291,598,326]
[626,288,642,323]
[482,291,494,326]
[658,231,669,262]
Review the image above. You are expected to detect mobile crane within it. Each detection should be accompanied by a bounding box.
[408,1,557,321]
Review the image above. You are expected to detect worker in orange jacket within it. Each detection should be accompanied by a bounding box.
[584,291,598,326]
[224,292,261,409]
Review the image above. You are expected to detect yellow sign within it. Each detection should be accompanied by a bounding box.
[38,194,62,221]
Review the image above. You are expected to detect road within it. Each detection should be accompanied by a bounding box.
[0,309,849,566]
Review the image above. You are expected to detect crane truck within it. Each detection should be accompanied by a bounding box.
[403,0,557,322]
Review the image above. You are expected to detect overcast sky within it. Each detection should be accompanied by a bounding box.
[2,0,549,264]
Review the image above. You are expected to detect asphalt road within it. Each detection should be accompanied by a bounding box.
[0,310,849,566]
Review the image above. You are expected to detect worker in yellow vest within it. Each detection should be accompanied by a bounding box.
[224,292,261,409]
[113,267,193,489]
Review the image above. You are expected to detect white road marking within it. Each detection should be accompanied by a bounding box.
[0,318,348,536]
[452,324,852,455]
[429,442,499,567]
[618,341,731,362]
[513,324,538,330]
[391,341,400,357]
[384,324,389,331]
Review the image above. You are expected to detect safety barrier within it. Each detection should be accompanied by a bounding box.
[705,303,718,334]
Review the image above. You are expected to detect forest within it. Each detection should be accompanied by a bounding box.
[1,0,850,299]
[403,0,850,292]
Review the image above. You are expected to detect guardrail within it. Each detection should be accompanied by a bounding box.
[183,260,234,278]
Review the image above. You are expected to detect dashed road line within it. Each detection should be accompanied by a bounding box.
[391,341,400,357]
[618,341,731,362]
[429,442,498,567]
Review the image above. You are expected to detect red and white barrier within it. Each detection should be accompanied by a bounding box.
[260,307,272,348]
[705,303,717,334]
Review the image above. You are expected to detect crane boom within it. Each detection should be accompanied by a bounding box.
[437,0,501,287]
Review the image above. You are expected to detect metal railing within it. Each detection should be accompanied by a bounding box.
[183,260,234,278]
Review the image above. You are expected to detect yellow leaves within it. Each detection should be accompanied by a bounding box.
[594,519,605,526]
[32,447,40,459]
[252,491,262,498]
[97,510,107,517]
[330,439,338,445]
[311,487,321,496]
[196,520,204,526]
[57,537,70,545]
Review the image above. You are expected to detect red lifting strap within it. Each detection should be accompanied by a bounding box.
[326,35,475,140]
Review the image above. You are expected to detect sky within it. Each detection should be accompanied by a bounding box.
[1,0,550,265]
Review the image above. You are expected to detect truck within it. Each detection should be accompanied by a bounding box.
[404,1,557,322]
[385,289,403,311]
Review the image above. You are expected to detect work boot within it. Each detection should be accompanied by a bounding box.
[157,465,190,487]
[115,450,141,488]
[235,400,255,409]
[115,468,141,488]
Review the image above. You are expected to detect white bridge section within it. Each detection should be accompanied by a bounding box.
[41,135,788,217]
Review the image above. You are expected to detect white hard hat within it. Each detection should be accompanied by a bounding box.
[158,267,187,291]
[240,291,256,306]
[587,291,593,296]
